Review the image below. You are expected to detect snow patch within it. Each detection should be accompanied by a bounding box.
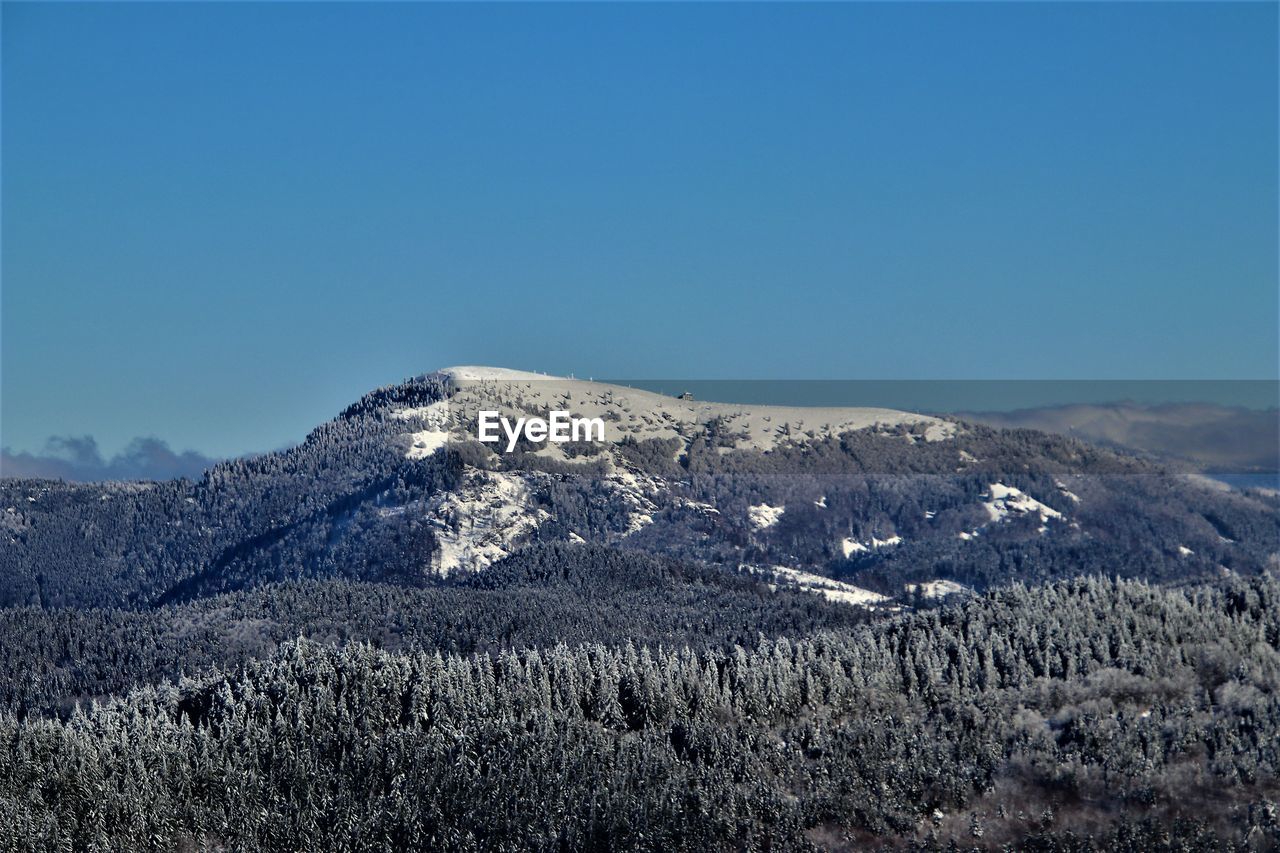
[748,503,785,530]
[754,565,889,608]
[842,537,868,557]
[393,400,452,459]
[605,462,664,535]
[442,366,564,382]
[905,579,970,599]
[423,469,548,576]
[677,498,720,516]
[1055,479,1082,504]
[983,483,1063,525]
[843,534,901,555]
[923,423,954,442]
[438,366,951,453]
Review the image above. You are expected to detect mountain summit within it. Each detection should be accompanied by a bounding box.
[3,367,1277,611]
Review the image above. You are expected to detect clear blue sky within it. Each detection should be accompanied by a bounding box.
[3,2,1277,459]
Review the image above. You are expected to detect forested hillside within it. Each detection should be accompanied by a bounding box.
[2,577,1277,851]
[0,544,869,717]
[4,371,1277,610]
[2,369,1278,850]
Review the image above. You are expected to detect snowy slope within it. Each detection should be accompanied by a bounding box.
[416,366,956,455]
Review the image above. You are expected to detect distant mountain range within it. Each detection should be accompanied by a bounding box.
[960,401,1279,474]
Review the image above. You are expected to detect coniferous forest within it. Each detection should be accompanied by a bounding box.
[2,576,1279,851]
[2,373,1279,851]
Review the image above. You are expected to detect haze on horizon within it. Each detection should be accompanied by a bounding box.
[2,2,1276,463]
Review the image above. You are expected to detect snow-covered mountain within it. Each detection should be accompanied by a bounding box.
[2,366,1277,610]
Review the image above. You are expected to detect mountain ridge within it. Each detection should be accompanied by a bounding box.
[3,366,1276,613]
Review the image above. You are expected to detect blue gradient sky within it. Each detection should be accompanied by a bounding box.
[3,2,1277,459]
